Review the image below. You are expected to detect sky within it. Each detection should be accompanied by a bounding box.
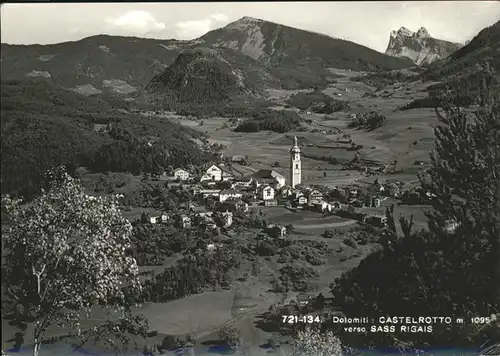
[1,1,499,52]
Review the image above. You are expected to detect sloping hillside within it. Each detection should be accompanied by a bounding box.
[146,47,279,104]
[422,20,500,81]
[200,17,414,71]
[0,35,192,94]
[1,80,209,199]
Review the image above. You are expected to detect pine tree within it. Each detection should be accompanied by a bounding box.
[421,76,500,302]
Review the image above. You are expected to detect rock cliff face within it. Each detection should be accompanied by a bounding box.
[385,26,463,65]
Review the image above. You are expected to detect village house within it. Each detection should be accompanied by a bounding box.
[363,215,388,228]
[206,242,224,251]
[207,243,217,251]
[306,189,324,204]
[149,215,160,224]
[344,186,359,198]
[200,165,223,182]
[279,186,294,198]
[258,185,275,201]
[265,224,287,238]
[174,168,190,181]
[221,168,235,182]
[383,182,401,197]
[296,294,313,307]
[312,201,332,213]
[195,211,213,222]
[177,214,192,229]
[363,196,382,208]
[200,218,217,232]
[330,201,343,211]
[217,211,233,228]
[231,177,254,189]
[295,196,308,206]
[219,199,248,213]
[219,189,243,202]
[198,189,221,199]
[251,169,286,189]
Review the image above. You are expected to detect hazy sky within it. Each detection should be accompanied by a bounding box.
[1,2,499,52]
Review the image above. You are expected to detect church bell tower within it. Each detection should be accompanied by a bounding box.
[290,136,302,188]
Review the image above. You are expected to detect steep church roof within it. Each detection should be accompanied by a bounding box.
[251,169,285,180]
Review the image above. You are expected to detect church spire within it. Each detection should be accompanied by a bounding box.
[290,136,301,188]
[290,136,300,153]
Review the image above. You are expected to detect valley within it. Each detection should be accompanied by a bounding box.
[1,9,499,356]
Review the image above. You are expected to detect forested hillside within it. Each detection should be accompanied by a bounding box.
[1,80,209,199]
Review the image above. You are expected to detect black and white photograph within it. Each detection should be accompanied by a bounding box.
[1,1,499,356]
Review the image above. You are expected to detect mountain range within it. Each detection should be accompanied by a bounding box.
[1,17,413,97]
[1,17,499,104]
[385,26,463,65]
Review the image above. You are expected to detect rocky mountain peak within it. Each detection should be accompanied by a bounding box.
[385,26,462,65]
[416,27,431,39]
[394,26,413,38]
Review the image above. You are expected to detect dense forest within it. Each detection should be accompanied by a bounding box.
[1,80,209,199]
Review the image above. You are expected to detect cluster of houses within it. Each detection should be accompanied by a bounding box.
[149,160,409,232]
[147,136,411,232]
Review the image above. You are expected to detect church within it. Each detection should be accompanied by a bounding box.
[289,136,302,188]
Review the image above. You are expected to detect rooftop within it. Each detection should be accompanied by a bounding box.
[251,169,285,180]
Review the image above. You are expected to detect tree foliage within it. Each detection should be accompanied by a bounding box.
[1,80,209,200]
[287,91,350,113]
[347,111,386,131]
[289,326,343,356]
[234,109,303,133]
[219,324,241,350]
[140,247,241,302]
[2,167,143,356]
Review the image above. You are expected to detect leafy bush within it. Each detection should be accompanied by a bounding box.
[342,237,357,248]
[219,324,241,350]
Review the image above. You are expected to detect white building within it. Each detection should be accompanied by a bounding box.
[174,168,190,181]
[200,165,223,182]
[219,189,243,202]
[258,185,275,201]
[290,136,302,188]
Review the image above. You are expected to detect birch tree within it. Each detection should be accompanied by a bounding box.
[2,167,144,356]
[289,326,343,356]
